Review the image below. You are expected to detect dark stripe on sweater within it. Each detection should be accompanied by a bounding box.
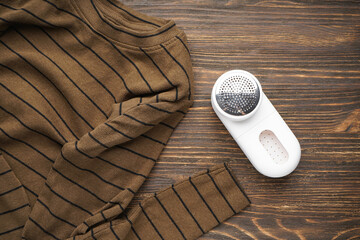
[0,148,47,180]
[37,199,77,228]
[0,225,24,236]
[0,105,60,146]
[60,151,124,190]
[23,185,39,197]
[0,5,118,103]
[91,228,97,240]
[177,110,186,115]
[39,27,116,104]
[128,219,141,240]
[154,193,186,240]
[83,222,90,234]
[110,221,120,240]
[189,177,220,224]
[111,46,154,94]
[139,203,164,240]
[97,155,146,179]
[223,163,251,204]
[14,6,134,96]
[88,132,109,149]
[10,26,108,119]
[176,36,190,55]
[0,127,54,163]
[141,134,166,146]
[140,47,178,101]
[171,184,205,234]
[29,217,60,240]
[0,185,22,197]
[43,1,164,100]
[100,211,107,222]
[0,61,75,141]
[0,37,94,130]
[0,77,67,143]
[160,122,175,130]
[118,204,141,240]
[72,143,145,179]
[160,44,191,100]
[0,203,29,216]
[84,222,90,229]
[42,0,170,103]
[206,170,236,214]
[43,1,142,96]
[124,114,155,127]
[105,123,134,140]
[0,169,11,176]
[52,167,107,204]
[0,41,79,139]
[45,182,93,216]
[75,141,94,159]
[146,104,172,114]
[63,30,134,97]
[84,132,155,164]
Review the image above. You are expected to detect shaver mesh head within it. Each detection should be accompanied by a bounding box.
[215,74,261,116]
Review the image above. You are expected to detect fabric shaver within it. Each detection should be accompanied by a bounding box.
[211,70,301,178]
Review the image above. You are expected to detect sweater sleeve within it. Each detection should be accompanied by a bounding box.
[68,163,250,240]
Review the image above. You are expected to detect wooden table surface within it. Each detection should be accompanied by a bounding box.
[126,1,360,239]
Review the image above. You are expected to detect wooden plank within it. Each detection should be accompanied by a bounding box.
[127,0,360,239]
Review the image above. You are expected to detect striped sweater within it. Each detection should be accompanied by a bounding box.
[0,0,250,239]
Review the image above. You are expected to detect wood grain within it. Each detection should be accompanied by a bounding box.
[126,1,360,239]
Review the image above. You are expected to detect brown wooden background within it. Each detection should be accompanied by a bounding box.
[126,1,360,239]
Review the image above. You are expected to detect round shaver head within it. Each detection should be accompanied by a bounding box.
[214,70,262,119]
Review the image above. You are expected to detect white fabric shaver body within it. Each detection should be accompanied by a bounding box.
[211,70,301,178]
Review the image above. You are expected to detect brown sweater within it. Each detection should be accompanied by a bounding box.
[0,0,250,239]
